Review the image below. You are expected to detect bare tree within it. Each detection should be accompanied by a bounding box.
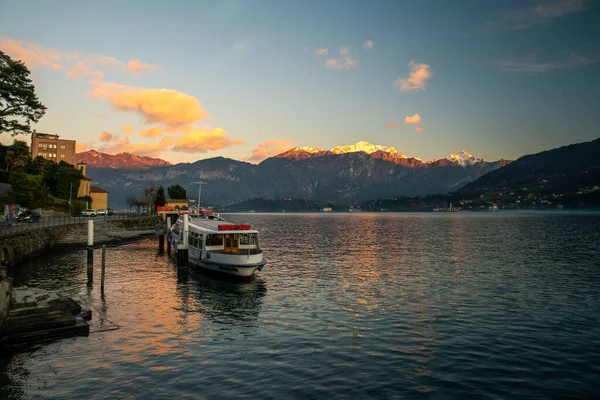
[144,185,159,214]
[125,195,136,212]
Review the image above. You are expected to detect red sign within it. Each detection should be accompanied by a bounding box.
[156,206,173,211]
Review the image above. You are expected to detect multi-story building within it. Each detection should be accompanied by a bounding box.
[30,130,76,165]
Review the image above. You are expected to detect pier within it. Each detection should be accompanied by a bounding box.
[0,215,162,347]
[0,215,161,267]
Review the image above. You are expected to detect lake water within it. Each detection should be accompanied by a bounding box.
[1,212,600,399]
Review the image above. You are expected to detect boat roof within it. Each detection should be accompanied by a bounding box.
[176,217,259,234]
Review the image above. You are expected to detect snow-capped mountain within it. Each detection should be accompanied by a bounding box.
[75,150,172,169]
[444,151,484,167]
[329,141,406,157]
[275,141,485,167]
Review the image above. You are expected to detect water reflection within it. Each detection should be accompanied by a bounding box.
[178,271,267,338]
[2,214,600,399]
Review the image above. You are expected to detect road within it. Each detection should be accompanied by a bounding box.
[0,214,151,237]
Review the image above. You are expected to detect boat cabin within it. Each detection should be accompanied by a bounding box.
[173,218,261,255]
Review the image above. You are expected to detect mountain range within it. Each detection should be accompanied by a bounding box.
[79,141,509,208]
[460,137,600,195]
[75,150,172,169]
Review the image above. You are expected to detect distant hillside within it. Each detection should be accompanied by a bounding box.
[461,137,600,195]
[75,150,172,169]
[217,198,348,212]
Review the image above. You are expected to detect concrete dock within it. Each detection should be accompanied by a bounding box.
[0,272,91,347]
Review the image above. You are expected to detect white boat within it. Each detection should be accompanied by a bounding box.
[168,210,266,279]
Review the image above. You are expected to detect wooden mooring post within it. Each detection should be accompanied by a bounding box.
[87,219,94,283]
[176,214,189,281]
[101,245,106,293]
[166,217,172,255]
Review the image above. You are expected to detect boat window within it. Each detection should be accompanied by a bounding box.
[189,233,203,248]
[206,234,223,246]
[239,234,257,246]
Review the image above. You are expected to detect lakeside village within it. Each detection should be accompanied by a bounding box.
[0,132,194,222]
[229,181,600,213]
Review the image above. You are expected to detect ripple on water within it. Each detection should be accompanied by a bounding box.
[1,212,600,399]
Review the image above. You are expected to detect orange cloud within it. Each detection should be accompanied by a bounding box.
[246,139,294,163]
[90,81,209,126]
[394,61,433,91]
[98,132,113,142]
[122,59,162,77]
[415,127,424,133]
[325,57,359,70]
[0,36,159,81]
[364,40,373,50]
[340,46,350,56]
[314,48,328,56]
[171,126,245,153]
[0,37,61,70]
[139,126,163,138]
[385,122,400,129]
[98,136,174,158]
[121,125,134,134]
[405,113,422,124]
[66,61,104,79]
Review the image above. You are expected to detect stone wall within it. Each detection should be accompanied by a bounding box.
[0,216,161,268]
[0,266,12,320]
[0,226,72,267]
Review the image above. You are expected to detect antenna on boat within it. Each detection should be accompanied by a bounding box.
[192,169,206,214]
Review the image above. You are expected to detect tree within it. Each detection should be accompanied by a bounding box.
[144,185,158,214]
[155,186,166,208]
[44,161,84,199]
[167,184,187,200]
[4,140,30,171]
[125,195,137,211]
[26,155,54,176]
[9,171,45,208]
[0,50,47,136]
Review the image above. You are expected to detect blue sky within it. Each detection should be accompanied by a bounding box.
[1,0,599,163]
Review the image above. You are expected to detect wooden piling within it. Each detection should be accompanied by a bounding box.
[101,245,106,293]
[183,214,189,249]
[87,219,94,268]
[87,220,94,247]
[166,217,172,255]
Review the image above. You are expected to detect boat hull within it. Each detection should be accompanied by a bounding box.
[189,258,265,279]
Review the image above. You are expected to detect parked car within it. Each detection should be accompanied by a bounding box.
[96,209,108,216]
[107,209,114,215]
[17,210,42,223]
[81,209,97,217]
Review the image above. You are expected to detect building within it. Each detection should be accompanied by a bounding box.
[30,130,76,165]
[90,186,108,210]
[76,163,91,199]
[75,162,108,209]
[165,199,189,211]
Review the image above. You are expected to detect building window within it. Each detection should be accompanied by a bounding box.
[38,143,43,148]
[42,144,47,149]
[60,154,65,159]
[61,145,66,150]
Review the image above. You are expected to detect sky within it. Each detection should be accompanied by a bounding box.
[1,0,599,164]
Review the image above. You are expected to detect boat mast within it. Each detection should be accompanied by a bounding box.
[193,169,206,213]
